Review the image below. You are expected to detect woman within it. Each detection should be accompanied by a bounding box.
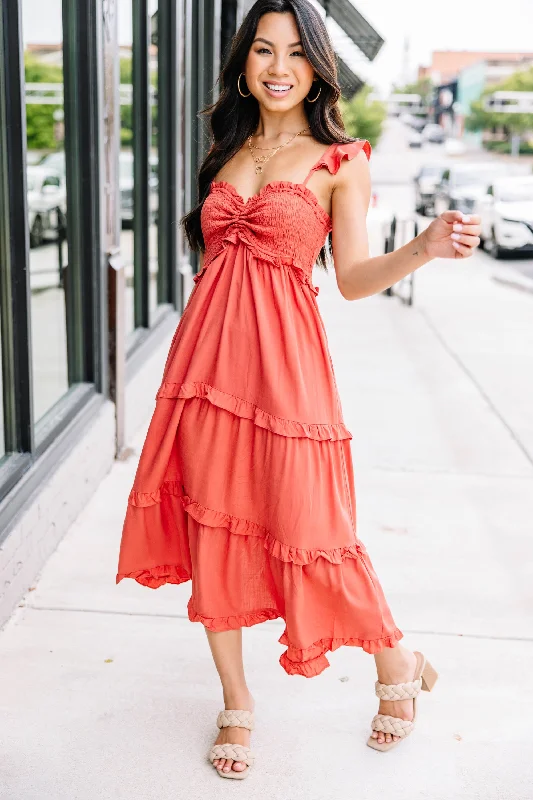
[116,0,481,779]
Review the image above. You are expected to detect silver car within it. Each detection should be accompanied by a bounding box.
[27,166,67,248]
[476,176,533,258]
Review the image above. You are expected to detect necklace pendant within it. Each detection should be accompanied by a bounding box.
[255,165,263,174]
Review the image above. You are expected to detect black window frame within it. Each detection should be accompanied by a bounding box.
[0,0,219,530]
[0,0,103,517]
[126,0,184,360]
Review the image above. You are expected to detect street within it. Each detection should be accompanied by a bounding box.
[0,121,532,799]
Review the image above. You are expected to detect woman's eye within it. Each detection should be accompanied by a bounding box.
[256,48,305,57]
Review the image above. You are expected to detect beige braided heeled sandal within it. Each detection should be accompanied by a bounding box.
[208,709,255,779]
[367,650,438,752]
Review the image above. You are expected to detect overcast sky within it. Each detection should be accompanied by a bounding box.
[22,0,533,94]
[332,0,533,93]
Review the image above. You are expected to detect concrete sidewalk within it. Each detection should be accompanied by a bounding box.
[1,254,532,799]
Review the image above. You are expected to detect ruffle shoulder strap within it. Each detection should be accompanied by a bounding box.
[325,139,371,173]
[303,139,371,185]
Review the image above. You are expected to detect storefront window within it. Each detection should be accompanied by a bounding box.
[22,0,69,421]
[0,318,4,459]
[148,0,159,321]
[119,2,135,336]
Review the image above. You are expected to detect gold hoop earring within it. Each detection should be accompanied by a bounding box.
[237,72,251,98]
[306,82,321,103]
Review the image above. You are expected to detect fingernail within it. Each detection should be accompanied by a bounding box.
[451,232,460,240]
[453,224,463,232]
[452,241,460,249]
[461,215,471,222]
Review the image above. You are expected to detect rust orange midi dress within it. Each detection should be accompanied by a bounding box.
[116,139,403,677]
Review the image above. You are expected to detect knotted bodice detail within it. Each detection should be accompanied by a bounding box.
[201,180,331,278]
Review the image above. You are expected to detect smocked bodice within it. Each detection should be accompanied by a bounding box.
[201,180,332,277]
[198,139,372,284]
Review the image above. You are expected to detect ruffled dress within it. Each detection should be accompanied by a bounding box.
[116,139,403,677]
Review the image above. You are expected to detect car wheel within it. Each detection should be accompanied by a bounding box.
[30,214,44,248]
[486,227,503,259]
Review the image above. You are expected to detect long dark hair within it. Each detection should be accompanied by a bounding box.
[181,0,358,270]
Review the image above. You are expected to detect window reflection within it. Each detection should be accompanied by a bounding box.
[0,310,4,458]
[23,0,69,422]
[119,2,135,335]
[149,1,159,319]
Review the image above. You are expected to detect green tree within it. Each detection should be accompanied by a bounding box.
[339,85,386,148]
[24,54,63,150]
[119,56,158,149]
[465,66,533,144]
[392,78,433,104]
[120,56,133,147]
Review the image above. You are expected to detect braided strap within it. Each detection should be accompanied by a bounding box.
[375,677,422,701]
[209,744,255,766]
[217,709,255,731]
[371,713,414,738]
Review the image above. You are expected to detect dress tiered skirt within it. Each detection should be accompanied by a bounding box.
[116,237,403,676]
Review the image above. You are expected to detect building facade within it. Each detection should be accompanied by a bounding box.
[420,50,533,87]
[0,0,382,623]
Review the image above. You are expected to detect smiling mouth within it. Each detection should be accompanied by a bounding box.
[263,82,293,94]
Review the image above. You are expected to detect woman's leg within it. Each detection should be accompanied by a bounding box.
[371,643,419,745]
[205,628,255,774]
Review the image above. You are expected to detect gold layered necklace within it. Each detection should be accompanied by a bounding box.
[247,127,310,174]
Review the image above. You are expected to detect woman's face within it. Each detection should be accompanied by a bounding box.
[243,12,316,110]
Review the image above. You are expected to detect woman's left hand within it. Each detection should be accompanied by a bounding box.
[422,210,482,260]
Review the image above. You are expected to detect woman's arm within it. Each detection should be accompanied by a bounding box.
[330,151,481,301]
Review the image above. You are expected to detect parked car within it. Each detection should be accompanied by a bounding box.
[399,112,415,126]
[407,129,423,148]
[38,150,66,176]
[422,123,445,144]
[433,162,511,217]
[410,116,428,132]
[413,163,448,216]
[367,192,395,256]
[39,150,160,228]
[476,176,533,258]
[443,138,467,156]
[119,151,159,226]
[26,166,67,247]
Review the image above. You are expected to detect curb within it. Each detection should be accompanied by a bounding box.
[492,268,533,295]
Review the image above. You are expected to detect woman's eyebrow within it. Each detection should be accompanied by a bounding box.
[252,37,303,47]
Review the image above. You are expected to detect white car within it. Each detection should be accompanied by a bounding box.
[443,138,466,156]
[27,166,67,248]
[119,151,159,225]
[407,129,423,148]
[476,176,533,258]
[433,161,512,217]
[366,193,395,256]
[38,150,66,176]
[422,123,445,144]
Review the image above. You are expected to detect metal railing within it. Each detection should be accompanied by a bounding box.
[382,215,418,306]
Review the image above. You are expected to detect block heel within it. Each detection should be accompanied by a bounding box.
[367,650,437,752]
[421,658,439,692]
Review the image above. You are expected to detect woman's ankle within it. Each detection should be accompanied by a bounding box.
[222,685,253,710]
[374,644,417,681]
